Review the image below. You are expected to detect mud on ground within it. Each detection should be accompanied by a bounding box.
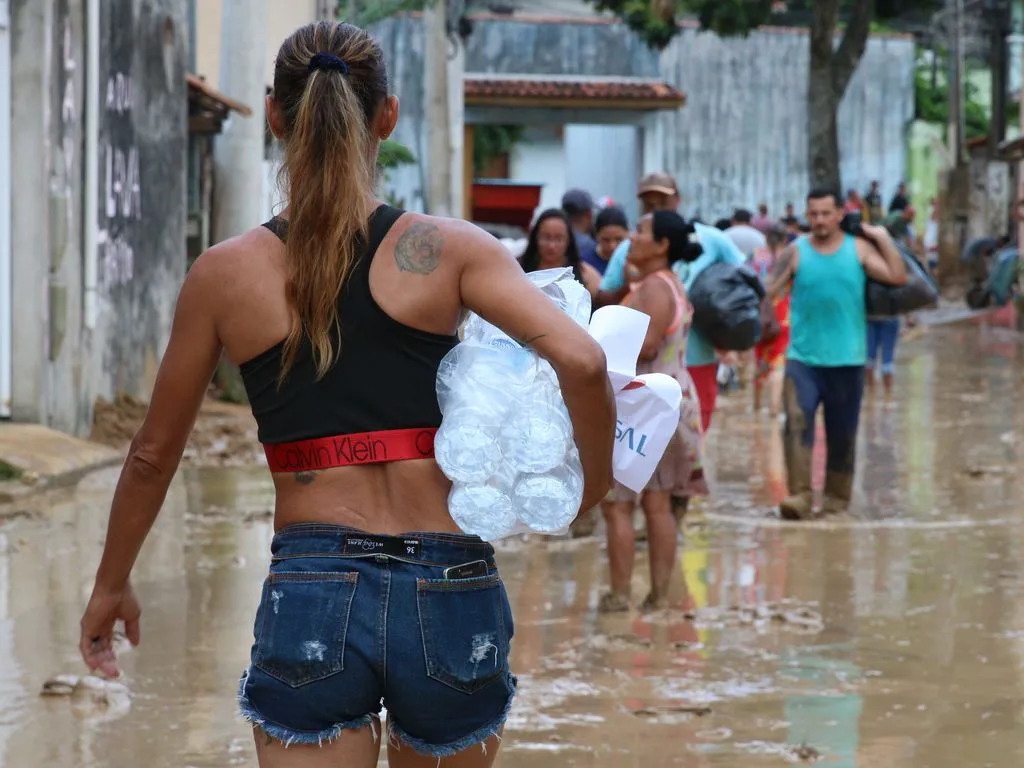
[90,394,264,468]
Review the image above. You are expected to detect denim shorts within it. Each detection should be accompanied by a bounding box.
[238,523,517,757]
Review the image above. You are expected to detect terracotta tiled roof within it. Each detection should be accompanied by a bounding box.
[187,74,253,117]
[463,74,686,109]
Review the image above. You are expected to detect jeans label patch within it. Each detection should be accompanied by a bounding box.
[344,535,421,559]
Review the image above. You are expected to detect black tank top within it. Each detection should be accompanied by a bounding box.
[240,205,458,444]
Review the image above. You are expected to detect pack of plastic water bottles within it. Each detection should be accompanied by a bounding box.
[434,268,591,540]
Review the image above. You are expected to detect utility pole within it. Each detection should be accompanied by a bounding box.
[947,0,965,167]
[448,5,466,220]
[986,0,1012,154]
[213,0,268,242]
[424,0,452,217]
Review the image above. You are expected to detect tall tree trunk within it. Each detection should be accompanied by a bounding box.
[807,0,875,193]
[808,67,841,190]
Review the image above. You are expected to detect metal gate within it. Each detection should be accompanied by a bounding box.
[0,0,12,417]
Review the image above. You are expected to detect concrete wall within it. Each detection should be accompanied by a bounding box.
[194,0,317,87]
[461,16,658,77]
[9,0,49,424]
[10,0,187,435]
[372,15,428,213]
[656,26,916,221]
[509,126,566,214]
[565,124,640,224]
[372,15,915,223]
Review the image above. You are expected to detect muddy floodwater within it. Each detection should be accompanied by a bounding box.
[2,321,1024,767]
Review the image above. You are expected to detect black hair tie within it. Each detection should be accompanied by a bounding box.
[308,53,349,75]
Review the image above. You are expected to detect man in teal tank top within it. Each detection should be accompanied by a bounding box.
[766,189,907,520]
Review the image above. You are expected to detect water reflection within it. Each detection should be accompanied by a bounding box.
[0,325,1021,766]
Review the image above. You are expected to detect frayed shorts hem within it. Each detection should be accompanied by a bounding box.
[237,669,379,748]
[387,672,518,758]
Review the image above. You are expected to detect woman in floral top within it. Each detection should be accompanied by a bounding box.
[599,210,707,613]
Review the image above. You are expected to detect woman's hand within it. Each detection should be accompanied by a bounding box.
[79,583,142,678]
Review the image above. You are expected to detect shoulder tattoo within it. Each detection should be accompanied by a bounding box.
[394,222,444,275]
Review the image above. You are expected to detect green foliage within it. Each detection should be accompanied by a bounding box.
[473,125,525,175]
[377,138,417,170]
[787,0,943,17]
[377,139,415,209]
[0,461,21,481]
[690,0,773,38]
[339,0,435,27]
[584,0,944,50]
[587,0,680,49]
[915,54,990,141]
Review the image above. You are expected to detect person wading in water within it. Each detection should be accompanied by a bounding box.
[78,21,615,768]
[766,189,906,520]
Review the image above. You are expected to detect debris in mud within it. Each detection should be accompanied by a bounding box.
[0,508,41,525]
[736,740,822,763]
[794,743,822,762]
[40,674,132,719]
[632,704,712,718]
[242,508,274,524]
[90,394,148,446]
[565,633,654,653]
[91,394,263,468]
[672,640,704,651]
[679,600,824,634]
[184,506,273,531]
[696,727,733,741]
[962,465,1013,478]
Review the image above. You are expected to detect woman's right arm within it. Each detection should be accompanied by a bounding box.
[453,223,615,513]
[623,279,673,362]
[79,251,225,677]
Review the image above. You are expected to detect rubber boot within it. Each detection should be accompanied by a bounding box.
[780,379,814,521]
[821,470,854,517]
[779,439,813,520]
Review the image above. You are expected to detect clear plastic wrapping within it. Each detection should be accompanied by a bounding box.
[435,268,590,540]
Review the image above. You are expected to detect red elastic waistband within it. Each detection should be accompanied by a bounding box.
[264,428,437,473]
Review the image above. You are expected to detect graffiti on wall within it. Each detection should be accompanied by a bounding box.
[98,71,139,290]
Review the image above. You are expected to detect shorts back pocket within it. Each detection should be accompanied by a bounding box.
[254,571,358,688]
[416,572,509,694]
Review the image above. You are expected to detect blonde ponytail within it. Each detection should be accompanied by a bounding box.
[270,22,389,383]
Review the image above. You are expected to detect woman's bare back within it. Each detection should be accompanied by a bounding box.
[211,208,467,533]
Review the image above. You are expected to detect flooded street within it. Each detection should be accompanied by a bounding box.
[2,321,1024,767]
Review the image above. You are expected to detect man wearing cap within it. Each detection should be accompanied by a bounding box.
[598,172,746,519]
[562,188,599,268]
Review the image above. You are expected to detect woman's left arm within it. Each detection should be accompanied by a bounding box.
[80,253,224,677]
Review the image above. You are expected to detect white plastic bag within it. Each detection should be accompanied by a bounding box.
[610,373,684,492]
[589,305,685,492]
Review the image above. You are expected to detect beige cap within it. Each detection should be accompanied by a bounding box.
[637,172,678,198]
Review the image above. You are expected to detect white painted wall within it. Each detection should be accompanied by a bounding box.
[0,0,11,417]
[565,124,640,225]
[510,126,566,223]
